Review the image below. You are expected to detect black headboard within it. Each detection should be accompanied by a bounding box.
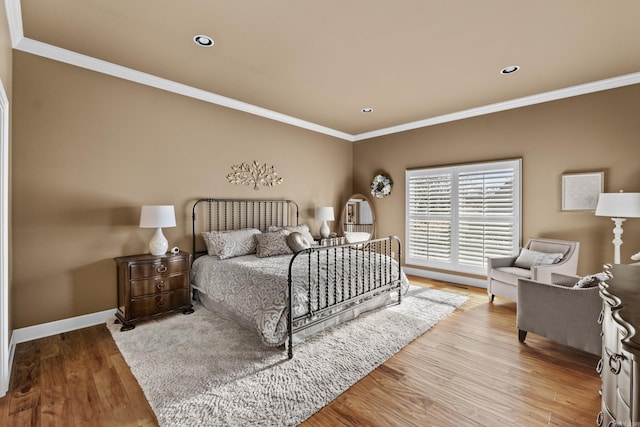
[191,198,299,257]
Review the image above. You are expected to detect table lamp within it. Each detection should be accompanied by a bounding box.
[315,206,334,239]
[139,205,176,255]
[595,191,640,264]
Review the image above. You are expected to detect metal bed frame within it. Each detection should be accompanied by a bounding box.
[192,198,403,359]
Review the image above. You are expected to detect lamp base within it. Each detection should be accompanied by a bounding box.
[149,227,168,256]
[610,217,626,264]
[319,221,330,239]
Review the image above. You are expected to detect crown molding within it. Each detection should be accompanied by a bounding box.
[353,72,640,141]
[4,0,24,47]
[5,0,640,143]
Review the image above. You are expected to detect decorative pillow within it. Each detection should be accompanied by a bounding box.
[201,228,261,259]
[344,231,371,244]
[514,248,564,269]
[268,225,315,246]
[286,232,311,253]
[255,230,293,258]
[574,272,610,288]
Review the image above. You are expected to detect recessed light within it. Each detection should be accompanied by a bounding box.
[361,107,374,113]
[194,35,214,47]
[500,65,520,75]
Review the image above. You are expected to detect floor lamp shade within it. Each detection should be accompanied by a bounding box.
[595,192,640,264]
[140,205,176,255]
[315,207,334,239]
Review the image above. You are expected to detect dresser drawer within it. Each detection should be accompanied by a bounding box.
[130,289,190,319]
[618,348,633,408]
[602,305,619,353]
[129,257,189,279]
[130,273,188,297]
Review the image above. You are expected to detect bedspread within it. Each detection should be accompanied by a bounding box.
[191,249,408,347]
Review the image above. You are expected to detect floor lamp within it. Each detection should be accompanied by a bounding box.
[595,192,640,264]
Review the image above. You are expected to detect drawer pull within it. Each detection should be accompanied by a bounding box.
[598,309,604,325]
[596,411,603,426]
[608,351,623,375]
[157,265,168,273]
[157,299,166,308]
[156,281,166,290]
[596,358,603,374]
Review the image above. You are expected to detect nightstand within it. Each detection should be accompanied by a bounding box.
[114,251,193,331]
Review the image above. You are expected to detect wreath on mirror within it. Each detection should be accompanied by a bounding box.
[371,174,393,198]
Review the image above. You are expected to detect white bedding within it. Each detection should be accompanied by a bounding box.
[191,249,408,347]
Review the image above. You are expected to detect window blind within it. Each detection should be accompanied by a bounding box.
[406,159,521,275]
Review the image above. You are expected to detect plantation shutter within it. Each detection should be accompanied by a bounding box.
[458,167,517,269]
[406,172,452,265]
[406,159,521,275]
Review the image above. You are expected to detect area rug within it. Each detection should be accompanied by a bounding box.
[106,286,467,426]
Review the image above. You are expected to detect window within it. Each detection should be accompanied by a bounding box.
[405,159,521,275]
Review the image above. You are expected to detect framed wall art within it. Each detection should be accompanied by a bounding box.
[561,172,604,211]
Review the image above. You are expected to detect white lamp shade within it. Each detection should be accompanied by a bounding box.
[139,205,176,228]
[595,193,640,218]
[315,207,335,221]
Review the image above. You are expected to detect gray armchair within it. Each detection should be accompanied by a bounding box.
[487,238,580,302]
[516,273,602,355]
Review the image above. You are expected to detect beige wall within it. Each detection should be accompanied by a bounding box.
[12,52,352,328]
[353,84,640,277]
[10,50,640,328]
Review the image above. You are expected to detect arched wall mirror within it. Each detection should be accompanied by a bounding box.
[340,193,376,243]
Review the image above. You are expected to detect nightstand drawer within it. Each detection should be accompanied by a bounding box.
[129,257,189,279]
[130,289,189,319]
[130,273,188,297]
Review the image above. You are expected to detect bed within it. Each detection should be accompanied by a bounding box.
[190,198,408,358]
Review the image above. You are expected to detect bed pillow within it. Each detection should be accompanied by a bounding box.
[268,225,315,246]
[514,248,564,269]
[286,232,311,253]
[201,228,261,259]
[255,230,293,258]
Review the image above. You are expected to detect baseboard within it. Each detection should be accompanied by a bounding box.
[403,266,487,289]
[11,308,116,345]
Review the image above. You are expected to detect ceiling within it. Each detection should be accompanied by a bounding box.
[7,0,640,141]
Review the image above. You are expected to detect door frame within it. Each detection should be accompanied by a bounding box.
[0,78,9,396]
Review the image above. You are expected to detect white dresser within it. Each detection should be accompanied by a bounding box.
[598,264,640,426]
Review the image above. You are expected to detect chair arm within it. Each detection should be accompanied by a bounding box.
[531,255,578,283]
[487,256,518,270]
[517,279,594,314]
[549,273,580,287]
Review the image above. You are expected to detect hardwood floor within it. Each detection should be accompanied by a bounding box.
[0,276,600,426]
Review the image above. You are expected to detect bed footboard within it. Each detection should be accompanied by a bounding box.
[286,236,403,359]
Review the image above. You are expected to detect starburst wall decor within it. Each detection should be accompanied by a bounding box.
[226,161,284,190]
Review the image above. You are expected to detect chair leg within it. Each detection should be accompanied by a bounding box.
[518,329,527,342]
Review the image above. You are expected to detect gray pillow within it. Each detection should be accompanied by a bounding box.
[286,232,311,253]
[255,230,293,258]
[573,272,609,288]
[268,225,315,246]
[202,228,261,259]
[514,248,564,269]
